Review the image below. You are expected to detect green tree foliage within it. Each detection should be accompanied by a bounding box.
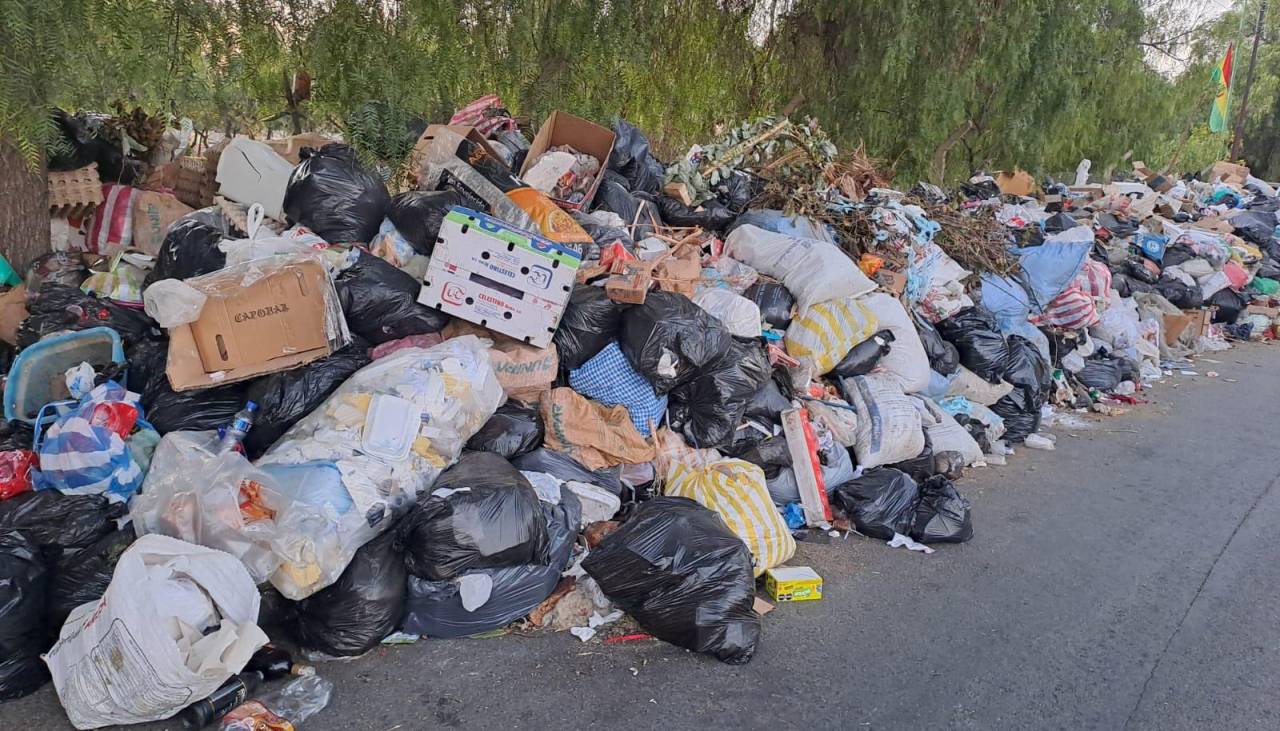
[0,0,1271,181]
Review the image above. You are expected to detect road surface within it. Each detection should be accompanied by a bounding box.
[6,343,1279,730]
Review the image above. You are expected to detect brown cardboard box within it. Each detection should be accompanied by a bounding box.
[519,111,615,211]
[410,124,505,187]
[1161,312,1193,346]
[995,169,1035,197]
[1133,162,1174,193]
[167,260,340,390]
[1190,214,1234,235]
[1068,185,1106,201]
[265,132,339,164]
[131,191,194,256]
[1185,308,1214,340]
[605,259,655,304]
[653,244,701,298]
[1205,161,1250,186]
[1247,304,1280,319]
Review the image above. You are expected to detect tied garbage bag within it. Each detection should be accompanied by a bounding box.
[784,296,878,376]
[936,307,1012,384]
[17,284,161,350]
[724,225,875,313]
[915,316,960,375]
[387,190,466,256]
[593,172,664,241]
[840,374,926,469]
[540,388,656,470]
[283,144,391,243]
[244,339,372,458]
[911,475,973,544]
[0,489,123,549]
[569,342,667,437]
[554,285,627,370]
[46,528,135,631]
[663,458,795,576]
[46,535,268,729]
[466,401,544,459]
[832,467,920,540]
[609,118,665,195]
[583,496,760,664]
[743,280,795,330]
[400,491,581,639]
[33,381,153,503]
[1075,355,1132,391]
[620,291,734,394]
[259,335,505,598]
[399,452,548,581]
[989,335,1051,443]
[286,529,405,658]
[130,338,251,434]
[667,338,772,448]
[654,196,737,232]
[0,530,49,701]
[142,211,231,288]
[511,448,622,496]
[336,250,449,344]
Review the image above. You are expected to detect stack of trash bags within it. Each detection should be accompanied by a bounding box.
[4,102,1276,726]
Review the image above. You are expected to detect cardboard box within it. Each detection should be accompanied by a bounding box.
[1161,312,1193,346]
[412,126,534,230]
[1182,308,1214,341]
[410,124,506,185]
[763,566,823,602]
[1205,161,1250,187]
[1133,161,1174,193]
[167,259,342,390]
[519,111,615,211]
[605,260,655,304]
[265,132,339,165]
[995,168,1035,197]
[418,207,581,347]
[1068,185,1106,201]
[652,244,701,298]
[1247,304,1280,319]
[215,136,295,221]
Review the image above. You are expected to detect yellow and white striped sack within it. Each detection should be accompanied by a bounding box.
[784,295,879,375]
[664,458,795,576]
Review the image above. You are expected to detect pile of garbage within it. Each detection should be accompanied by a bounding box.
[1,97,1274,727]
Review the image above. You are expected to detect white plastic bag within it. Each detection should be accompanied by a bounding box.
[142,279,207,328]
[694,288,763,338]
[257,335,504,597]
[861,292,931,393]
[724,224,875,312]
[45,535,268,730]
[843,373,925,468]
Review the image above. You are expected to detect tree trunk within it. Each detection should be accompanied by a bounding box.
[0,144,50,273]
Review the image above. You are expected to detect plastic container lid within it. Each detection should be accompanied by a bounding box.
[360,394,421,462]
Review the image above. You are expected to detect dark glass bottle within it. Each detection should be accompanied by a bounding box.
[179,671,264,729]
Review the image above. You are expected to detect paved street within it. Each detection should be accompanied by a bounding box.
[6,343,1279,731]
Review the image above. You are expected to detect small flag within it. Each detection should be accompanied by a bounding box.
[1210,44,1234,134]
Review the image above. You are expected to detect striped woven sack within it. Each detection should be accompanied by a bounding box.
[784,296,879,375]
[665,458,795,576]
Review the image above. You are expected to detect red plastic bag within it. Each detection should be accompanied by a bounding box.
[0,450,37,500]
[89,402,138,439]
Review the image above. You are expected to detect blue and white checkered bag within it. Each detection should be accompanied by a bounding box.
[569,342,667,437]
[33,381,149,503]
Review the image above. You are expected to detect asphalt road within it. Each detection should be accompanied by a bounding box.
[6,343,1280,731]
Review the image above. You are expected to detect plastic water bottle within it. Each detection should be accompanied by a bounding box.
[217,401,258,454]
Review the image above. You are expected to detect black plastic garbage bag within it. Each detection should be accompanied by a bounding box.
[654,196,737,232]
[0,530,50,701]
[1076,356,1127,391]
[1230,210,1277,246]
[1124,257,1160,284]
[283,144,390,244]
[830,329,894,379]
[1159,242,1196,268]
[609,119,665,195]
[399,453,548,581]
[48,109,142,184]
[583,496,759,664]
[570,211,636,256]
[143,214,230,288]
[0,421,33,452]
[1209,287,1250,323]
[989,335,1050,443]
[714,170,760,213]
[910,476,973,544]
[465,402,544,459]
[935,307,1011,384]
[620,291,735,394]
[511,448,623,495]
[0,490,124,550]
[17,284,161,350]
[594,172,663,241]
[1111,273,1154,299]
[288,529,405,657]
[401,491,580,639]
[554,285,627,370]
[1094,212,1138,238]
[46,529,135,630]
[743,281,794,330]
[336,251,449,343]
[889,435,963,483]
[387,190,466,257]
[243,339,372,458]
[916,317,960,375]
[1043,212,1082,234]
[668,338,771,447]
[831,468,920,540]
[743,377,792,423]
[128,338,251,434]
[722,433,791,469]
[1155,277,1203,309]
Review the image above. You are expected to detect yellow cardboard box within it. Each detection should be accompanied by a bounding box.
[764,566,823,602]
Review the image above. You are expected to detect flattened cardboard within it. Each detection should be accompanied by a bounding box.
[166,324,330,392]
[519,111,615,211]
[995,168,1035,197]
[1205,161,1249,187]
[187,261,332,372]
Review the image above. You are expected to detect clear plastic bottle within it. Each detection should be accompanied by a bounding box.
[217,401,258,454]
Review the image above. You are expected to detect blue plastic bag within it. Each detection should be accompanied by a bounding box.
[33,382,151,503]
